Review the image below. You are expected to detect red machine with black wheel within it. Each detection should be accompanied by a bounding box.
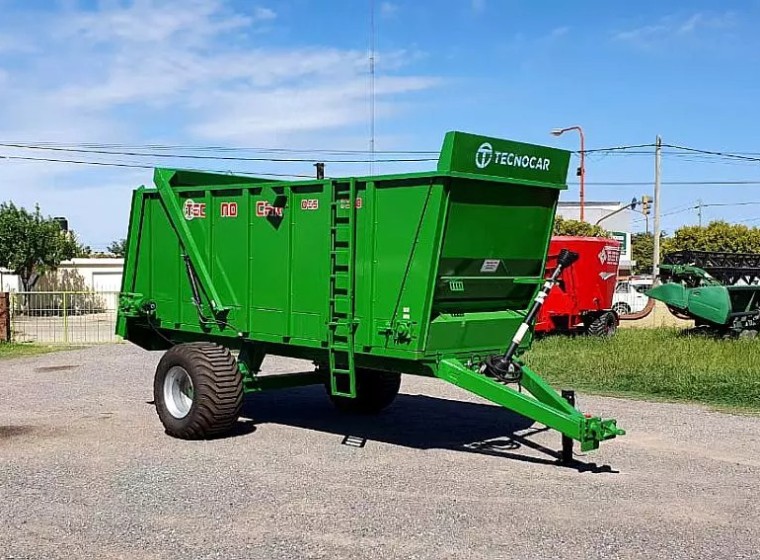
[534,236,622,336]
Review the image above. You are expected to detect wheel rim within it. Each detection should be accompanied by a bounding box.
[614,303,630,315]
[164,366,194,419]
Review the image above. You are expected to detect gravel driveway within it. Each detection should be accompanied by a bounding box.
[1,344,758,559]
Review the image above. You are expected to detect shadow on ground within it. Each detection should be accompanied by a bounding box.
[241,385,618,473]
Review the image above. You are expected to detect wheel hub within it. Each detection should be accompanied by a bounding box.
[164,366,194,419]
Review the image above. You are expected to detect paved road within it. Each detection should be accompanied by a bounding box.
[1,344,758,559]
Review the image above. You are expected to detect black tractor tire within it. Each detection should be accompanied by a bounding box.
[586,311,618,337]
[327,368,401,414]
[154,342,243,439]
[612,302,632,316]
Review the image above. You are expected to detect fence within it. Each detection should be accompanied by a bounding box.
[9,291,120,345]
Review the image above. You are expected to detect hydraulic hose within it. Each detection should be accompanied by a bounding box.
[483,248,579,383]
[619,297,655,321]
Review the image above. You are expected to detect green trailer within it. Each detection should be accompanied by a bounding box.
[116,131,624,459]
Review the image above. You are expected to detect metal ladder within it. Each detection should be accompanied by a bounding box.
[327,178,358,397]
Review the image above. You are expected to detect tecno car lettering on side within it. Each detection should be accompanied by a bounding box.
[255,200,283,217]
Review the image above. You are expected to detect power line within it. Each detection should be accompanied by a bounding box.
[570,180,760,186]
[4,151,760,186]
[0,140,439,155]
[0,143,437,163]
[0,140,657,157]
[578,143,655,154]
[632,201,760,224]
[0,154,316,178]
[664,144,760,164]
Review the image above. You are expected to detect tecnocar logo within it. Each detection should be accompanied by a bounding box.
[474,142,551,172]
[475,142,494,169]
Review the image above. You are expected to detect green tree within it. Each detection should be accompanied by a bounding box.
[631,233,654,274]
[553,215,610,238]
[631,232,668,274]
[662,220,760,254]
[107,238,127,257]
[0,202,86,291]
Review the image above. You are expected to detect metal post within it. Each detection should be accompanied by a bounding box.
[578,129,585,222]
[368,0,376,176]
[63,292,68,345]
[560,389,575,464]
[550,126,585,221]
[0,292,10,342]
[697,199,702,227]
[652,136,662,284]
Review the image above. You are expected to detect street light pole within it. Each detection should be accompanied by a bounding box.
[551,126,586,222]
[594,198,638,226]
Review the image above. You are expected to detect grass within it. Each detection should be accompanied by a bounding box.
[525,329,760,412]
[0,343,60,360]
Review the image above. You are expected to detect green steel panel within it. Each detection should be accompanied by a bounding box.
[290,184,331,341]
[149,193,182,325]
[369,181,444,352]
[437,131,570,186]
[435,181,557,314]
[249,185,291,337]
[209,188,248,331]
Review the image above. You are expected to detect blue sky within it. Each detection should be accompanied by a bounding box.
[1,0,760,248]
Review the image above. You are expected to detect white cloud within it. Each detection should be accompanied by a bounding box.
[189,75,439,143]
[253,6,277,21]
[0,1,438,242]
[380,2,398,18]
[614,11,736,46]
[471,0,486,14]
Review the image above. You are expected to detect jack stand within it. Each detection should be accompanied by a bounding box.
[560,389,575,465]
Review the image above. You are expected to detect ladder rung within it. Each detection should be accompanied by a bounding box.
[331,250,349,267]
[331,296,350,314]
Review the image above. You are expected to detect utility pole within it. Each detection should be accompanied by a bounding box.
[652,136,662,283]
[368,0,376,176]
[697,199,702,227]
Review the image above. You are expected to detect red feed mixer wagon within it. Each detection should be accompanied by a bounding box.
[534,236,622,336]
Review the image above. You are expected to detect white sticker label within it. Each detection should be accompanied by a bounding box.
[480,259,501,273]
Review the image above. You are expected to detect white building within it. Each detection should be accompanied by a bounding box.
[557,201,636,275]
[1,258,124,293]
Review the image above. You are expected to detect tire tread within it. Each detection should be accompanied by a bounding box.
[154,343,243,439]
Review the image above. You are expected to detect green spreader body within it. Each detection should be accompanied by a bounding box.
[117,131,623,454]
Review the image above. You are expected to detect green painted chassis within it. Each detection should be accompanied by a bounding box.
[121,300,623,452]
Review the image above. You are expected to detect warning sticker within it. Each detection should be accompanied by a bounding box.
[480,259,501,273]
